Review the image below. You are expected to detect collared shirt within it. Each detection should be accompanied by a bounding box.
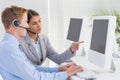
[0,33,68,80]
[30,37,43,62]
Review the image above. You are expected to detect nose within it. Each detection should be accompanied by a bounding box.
[37,23,41,28]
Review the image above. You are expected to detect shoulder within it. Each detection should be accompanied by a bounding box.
[19,33,32,45]
[19,37,27,45]
[0,41,18,56]
[39,34,49,42]
[39,34,48,39]
[38,34,51,47]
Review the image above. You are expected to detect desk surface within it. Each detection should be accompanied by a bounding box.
[71,73,120,80]
[70,55,120,80]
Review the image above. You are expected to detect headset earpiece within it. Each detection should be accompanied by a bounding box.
[12,19,19,27]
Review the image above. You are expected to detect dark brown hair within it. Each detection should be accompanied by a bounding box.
[27,9,39,23]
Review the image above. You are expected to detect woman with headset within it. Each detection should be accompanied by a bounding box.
[19,9,83,66]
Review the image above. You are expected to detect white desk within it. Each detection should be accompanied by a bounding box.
[71,73,120,80]
[69,55,120,80]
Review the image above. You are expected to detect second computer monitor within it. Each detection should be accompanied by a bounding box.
[88,16,116,70]
[65,18,87,51]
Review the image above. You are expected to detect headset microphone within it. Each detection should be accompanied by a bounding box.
[12,17,36,34]
[13,19,37,34]
[19,25,28,29]
[27,29,37,34]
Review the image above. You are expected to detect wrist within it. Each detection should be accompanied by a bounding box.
[66,70,71,76]
[70,47,74,53]
[58,66,63,72]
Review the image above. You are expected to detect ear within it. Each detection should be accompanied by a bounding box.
[12,19,19,27]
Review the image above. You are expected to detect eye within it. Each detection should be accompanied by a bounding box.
[32,22,37,25]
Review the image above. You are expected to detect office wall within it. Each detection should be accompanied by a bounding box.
[48,0,63,52]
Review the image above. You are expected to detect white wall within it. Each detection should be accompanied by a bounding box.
[48,0,64,52]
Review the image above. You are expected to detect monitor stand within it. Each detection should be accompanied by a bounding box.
[77,47,86,56]
[111,59,115,72]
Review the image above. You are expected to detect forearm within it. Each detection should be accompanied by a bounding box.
[35,66,59,73]
[48,49,75,64]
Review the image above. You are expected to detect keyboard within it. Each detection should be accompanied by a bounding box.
[76,68,95,78]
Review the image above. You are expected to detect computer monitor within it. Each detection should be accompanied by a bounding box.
[88,16,116,70]
[65,18,88,55]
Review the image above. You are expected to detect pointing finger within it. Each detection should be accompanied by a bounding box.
[78,41,84,44]
[76,41,84,45]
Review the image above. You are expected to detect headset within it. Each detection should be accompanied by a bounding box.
[10,8,27,29]
[10,8,37,34]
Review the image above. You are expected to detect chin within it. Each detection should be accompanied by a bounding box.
[21,34,26,38]
[37,31,41,34]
